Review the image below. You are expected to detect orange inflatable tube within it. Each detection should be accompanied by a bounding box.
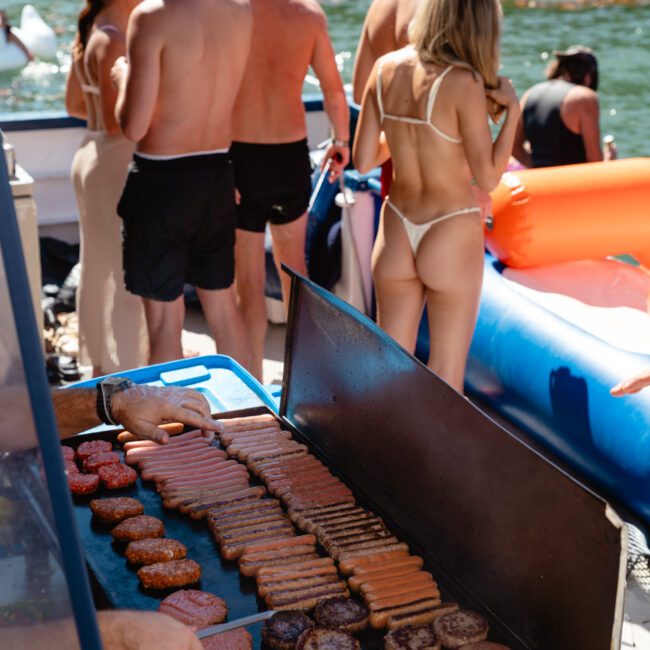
[486,158,650,268]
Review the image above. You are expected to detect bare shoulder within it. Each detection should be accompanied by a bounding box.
[129,0,166,31]
[379,46,415,71]
[291,0,328,27]
[444,65,485,99]
[566,84,599,107]
[217,0,251,17]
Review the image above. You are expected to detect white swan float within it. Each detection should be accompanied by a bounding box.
[0,5,57,72]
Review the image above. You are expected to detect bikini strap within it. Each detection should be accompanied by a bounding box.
[376,59,385,124]
[425,65,454,122]
[98,24,122,36]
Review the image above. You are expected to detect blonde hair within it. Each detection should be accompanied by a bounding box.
[409,0,502,90]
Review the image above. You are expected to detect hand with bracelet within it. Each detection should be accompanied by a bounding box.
[320,137,350,182]
[53,380,223,443]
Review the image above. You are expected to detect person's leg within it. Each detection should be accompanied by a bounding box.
[197,286,251,371]
[415,214,484,393]
[371,206,425,353]
[269,212,308,309]
[234,229,266,380]
[142,296,185,365]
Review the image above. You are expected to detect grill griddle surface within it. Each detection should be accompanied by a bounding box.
[69,439,266,647]
[67,434,384,649]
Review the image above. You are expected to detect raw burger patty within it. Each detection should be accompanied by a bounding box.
[90,497,144,523]
[68,472,100,495]
[126,538,187,565]
[76,440,112,461]
[64,459,79,475]
[61,446,76,462]
[98,463,137,489]
[83,452,121,473]
[158,589,227,628]
[111,515,164,542]
[201,628,252,650]
[138,558,201,589]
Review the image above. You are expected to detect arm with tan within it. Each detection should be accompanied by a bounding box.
[65,52,87,120]
[352,59,389,175]
[311,11,350,180]
[458,71,520,192]
[114,2,163,143]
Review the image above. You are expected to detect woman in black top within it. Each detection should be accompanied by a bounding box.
[512,45,609,168]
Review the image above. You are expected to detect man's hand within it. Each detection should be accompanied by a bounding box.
[611,369,650,396]
[111,385,223,444]
[98,610,203,650]
[320,142,350,182]
[111,55,128,89]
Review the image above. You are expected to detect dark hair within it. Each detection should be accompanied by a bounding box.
[546,53,599,91]
[75,0,105,56]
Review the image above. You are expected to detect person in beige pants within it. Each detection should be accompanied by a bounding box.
[65,0,148,375]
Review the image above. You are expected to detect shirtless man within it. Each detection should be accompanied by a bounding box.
[352,0,417,104]
[230,0,349,380]
[111,0,252,368]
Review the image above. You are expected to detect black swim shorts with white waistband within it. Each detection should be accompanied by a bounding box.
[230,139,313,233]
[117,152,236,302]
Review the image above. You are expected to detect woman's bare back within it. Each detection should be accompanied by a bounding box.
[378,48,478,223]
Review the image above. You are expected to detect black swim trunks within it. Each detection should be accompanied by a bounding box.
[230,139,313,233]
[118,152,236,301]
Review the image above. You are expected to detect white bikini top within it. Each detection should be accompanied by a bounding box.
[376,61,462,145]
[80,24,122,95]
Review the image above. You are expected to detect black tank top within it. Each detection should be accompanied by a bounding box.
[523,80,586,168]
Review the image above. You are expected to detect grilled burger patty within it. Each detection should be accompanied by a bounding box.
[90,497,144,523]
[314,597,369,633]
[384,624,441,650]
[138,558,201,589]
[262,612,315,650]
[433,611,489,649]
[111,515,165,542]
[296,628,360,650]
[158,589,227,628]
[125,538,187,565]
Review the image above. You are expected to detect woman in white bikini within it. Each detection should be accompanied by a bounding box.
[65,0,148,375]
[353,0,519,392]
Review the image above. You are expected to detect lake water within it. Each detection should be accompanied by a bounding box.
[0,0,649,157]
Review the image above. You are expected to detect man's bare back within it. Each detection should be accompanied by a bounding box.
[116,0,251,154]
[232,0,343,144]
[352,0,416,103]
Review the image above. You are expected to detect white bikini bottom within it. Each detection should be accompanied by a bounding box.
[385,199,481,255]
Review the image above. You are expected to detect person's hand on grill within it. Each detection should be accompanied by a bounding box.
[611,368,650,396]
[98,610,203,649]
[111,385,223,444]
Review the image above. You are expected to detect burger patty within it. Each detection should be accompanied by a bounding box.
[384,624,441,650]
[111,515,165,542]
[314,597,369,633]
[83,452,121,474]
[76,440,112,461]
[296,628,360,650]
[200,628,252,650]
[433,611,489,649]
[98,463,138,489]
[262,611,315,650]
[158,589,227,628]
[138,558,201,589]
[90,497,144,523]
[126,538,187,565]
[61,446,76,462]
[68,472,100,495]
